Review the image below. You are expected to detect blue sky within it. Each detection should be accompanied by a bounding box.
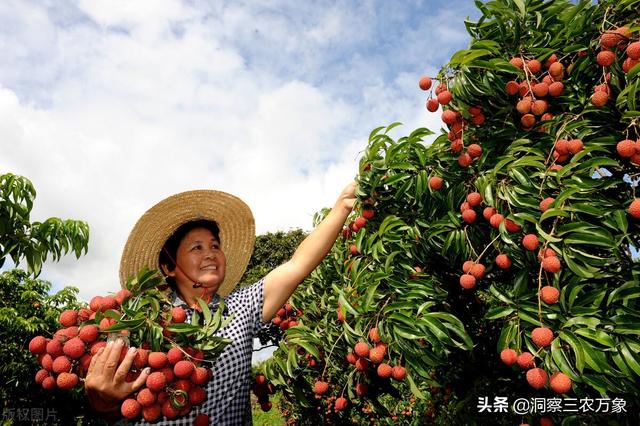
[0,0,478,301]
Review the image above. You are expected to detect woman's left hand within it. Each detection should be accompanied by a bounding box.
[335,181,357,214]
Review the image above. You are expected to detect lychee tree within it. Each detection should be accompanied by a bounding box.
[259,0,640,424]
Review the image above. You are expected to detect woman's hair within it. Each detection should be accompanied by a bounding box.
[159,219,220,275]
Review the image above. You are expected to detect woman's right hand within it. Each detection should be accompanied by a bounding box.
[85,339,151,413]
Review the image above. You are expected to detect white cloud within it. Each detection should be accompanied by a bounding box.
[0,1,472,301]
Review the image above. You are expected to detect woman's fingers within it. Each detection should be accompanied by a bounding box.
[103,339,124,376]
[113,346,137,382]
[86,346,104,377]
[127,367,151,393]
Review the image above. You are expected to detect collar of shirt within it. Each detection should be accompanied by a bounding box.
[170,291,227,315]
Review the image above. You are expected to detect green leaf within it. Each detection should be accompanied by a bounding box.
[485,306,514,320]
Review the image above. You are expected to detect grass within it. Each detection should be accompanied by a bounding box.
[251,391,286,425]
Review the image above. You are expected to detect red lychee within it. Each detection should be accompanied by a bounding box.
[174,360,195,379]
[467,144,482,158]
[35,368,49,384]
[483,207,496,221]
[510,57,524,69]
[442,109,457,125]
[377,363,393,378]
[419,76,432,91]
[496,254,511,269]
[354,342,370,358]
[62,337,85,359]
[539,197,554,212]
[459,274,476,289]
[59,310,78,327]
[52,356,72,374]
[137,388,156,407]
[314,381,329,395]
[437,91,452,105]
[121,398,142,420]
[148,352,168,369]
[526,59,542,74]
[171,307,187,323]
[500,348,517,366]
[355,216,367,229]
[540,286,560,304]
[522,234,539,251]
[568,139,584,154]
[596,50,616,67]
[193,413,209,426]
[505,80,519,95]
[189,387,206,405]
[526,368,548,390]
[56,372,78,390]
[42,376,56,390]
[548,81,564,96]
[429,176,443,190]
[78,325,99,343]
[368,327,381,343]
[29,336,47,354]
[426,98,439,112]
[550,372,572,394]
[542,256,561,273]
[517,352,535,369]
[617,139,637,158]
[392,366,406,381]
[334,397,348,411]
[466,192,482,207]
[458,153,472,167]
[355,357,369,371]
[627,42,640,60]
[591,90,609,107]
[629,199,640,219]
[489,213,504,229]
[146,371,167,392]
[369,346,385,364]
[531,327,554,347]
[505,219,521,233]
[462,209,476,223]
[469,263,485,279]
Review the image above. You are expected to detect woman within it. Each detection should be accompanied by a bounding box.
[85,184,356,424]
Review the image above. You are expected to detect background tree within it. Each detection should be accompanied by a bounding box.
[259,0,640,425]
[0,173,94,425]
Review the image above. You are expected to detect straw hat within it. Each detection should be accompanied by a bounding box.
[119,190,255,296]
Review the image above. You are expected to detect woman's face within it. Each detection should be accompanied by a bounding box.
[167,227,226,293]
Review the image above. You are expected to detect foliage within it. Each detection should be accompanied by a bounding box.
[0,172,97,424]
[0,173,89,276]
[259,1,640,425]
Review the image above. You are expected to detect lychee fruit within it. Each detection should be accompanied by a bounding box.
[467,144,482,158]
[548,81,564,96]
[437,91,452,105]
[489,213,504,228]
[174,360,195,379]
[596,50,616,67]
[522,234,539,251]
[462,209,476,223]
[510,57,524,69]
[540,286,560,304]
[458,153,472,167]
[496,254,511,269]
[483,207,496,220]
[354,342,370,358]
[469,263,485,279]
[148,352,168,369]
[194,413,210,426]
[500,348,517,366]
[531,327,554,347]
[467,192,482,206]
[59,310,78,327]
[419,76,432,91]
[52,355,72,374]
[617,139,637,158]
[392,366,406,381]
[506,80,519,95]
[29,336,47,354]
[539,197,554,212]
[314,381,329,395]
[355,383,369,396]
[426,98,439,112]
[369,346,385,364]
[137,388,156,407]
[629,199,640,219]
[526,59,542,74]
[517,352,535,369]
[56,372,78,390]
[368,327,381,343]
[146,372,168,392]
[526,368,548,390]
[542,256,561,273]
[627,42,640,60]
[550,372,572,394]
[171,307,187,323]
[429,177,443,191]
[505,219,521,233]
[377,363,393,378]
[121,398,142,420]
[568,139,584,154]
[78,325,99,343]
[548,62,564,77]
[355,357,369,371]
[459,274,476,289]
[334,397,348,411]
[591,90,609,107]
[63,337,86,359]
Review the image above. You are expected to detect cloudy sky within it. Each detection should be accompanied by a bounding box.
[1,0,478,301]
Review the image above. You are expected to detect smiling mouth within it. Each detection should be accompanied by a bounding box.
[201,265,218,271]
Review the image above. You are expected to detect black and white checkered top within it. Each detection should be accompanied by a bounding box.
[128,279,265,426]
